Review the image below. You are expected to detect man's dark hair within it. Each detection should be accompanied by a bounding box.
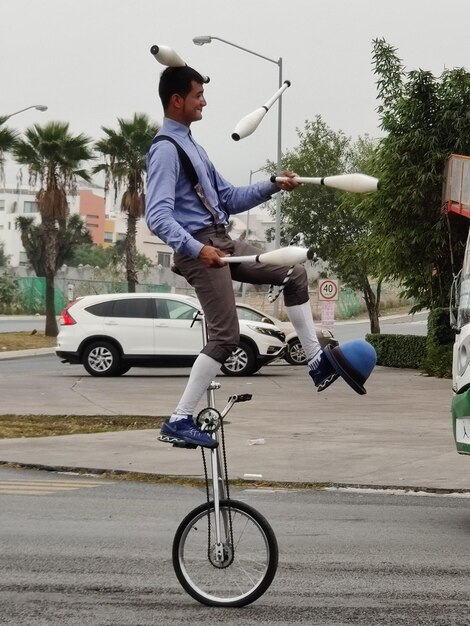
[159,66,206,110]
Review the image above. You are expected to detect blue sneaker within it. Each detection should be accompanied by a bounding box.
[308,350,340,392]
[158,416,217,449]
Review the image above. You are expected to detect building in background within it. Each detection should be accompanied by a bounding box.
[79,189,105,244]
[0,185,173,268]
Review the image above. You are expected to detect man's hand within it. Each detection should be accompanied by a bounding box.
[198,245,226,267]
[275,170,301,191]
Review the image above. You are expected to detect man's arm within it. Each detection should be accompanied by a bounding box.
[213,168,300,215]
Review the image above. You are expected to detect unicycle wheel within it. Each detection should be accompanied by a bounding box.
[172,498,278,607]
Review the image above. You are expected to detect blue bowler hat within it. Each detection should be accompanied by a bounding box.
[323,339,377,395]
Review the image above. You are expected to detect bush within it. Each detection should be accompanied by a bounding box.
[367,308,454,378]
[421,343,453,378]
[0,272,26,314]
[421,307,455,378]
[426,307,455,346]
[366,333,427,369]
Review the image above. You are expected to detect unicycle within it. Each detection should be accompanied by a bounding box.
[168,312,279,607]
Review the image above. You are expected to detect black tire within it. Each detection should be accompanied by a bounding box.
[172,499,278,607]
[82,341,121,377]
[284,338,307,365]
[221,341,256,376]
[116,364,131,376]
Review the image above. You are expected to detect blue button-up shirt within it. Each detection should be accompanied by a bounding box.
[145,118,278,258]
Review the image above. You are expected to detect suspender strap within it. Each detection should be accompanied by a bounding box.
[151,135,198,187]
[151,134,221,223]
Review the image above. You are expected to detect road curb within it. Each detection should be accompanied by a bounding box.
[2,459,469,495]
[0,347,55,360]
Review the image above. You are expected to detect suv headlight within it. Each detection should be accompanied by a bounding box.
[247,324,286,342]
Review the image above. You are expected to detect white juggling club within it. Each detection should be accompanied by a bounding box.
[221,246,309,265]
[150,44,186,67]
[271,173,379,194]
[150,44,210,83]
[232,80,291,141]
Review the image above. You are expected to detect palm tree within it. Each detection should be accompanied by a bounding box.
[17,213,92,276]
[94,113,159,292]
[12,121,93,336]
[0,116,18,181]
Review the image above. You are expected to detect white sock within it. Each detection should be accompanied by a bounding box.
[169,353,222,422]
[285,302,322,367]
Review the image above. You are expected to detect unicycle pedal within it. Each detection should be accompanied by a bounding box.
[234,394,252,403]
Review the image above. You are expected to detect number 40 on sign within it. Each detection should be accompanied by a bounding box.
[319,279,339,301]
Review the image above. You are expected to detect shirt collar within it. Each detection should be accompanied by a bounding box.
[161,117,191,138]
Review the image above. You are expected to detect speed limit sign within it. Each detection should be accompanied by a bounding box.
[318,279,339,301]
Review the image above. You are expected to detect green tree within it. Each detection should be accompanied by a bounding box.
[0,271,24,314]
[0,241,10,267]
[13,122,93,335]
[66,240,153,278]
[17,212,92,273]
[65,242,114,268]
[369,38,470,311]
[94,113,159,293]
[274,116,383,332]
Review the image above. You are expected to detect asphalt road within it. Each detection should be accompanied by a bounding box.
[1,466,470,625]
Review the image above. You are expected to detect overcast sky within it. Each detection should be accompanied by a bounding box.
[3,0,470,187]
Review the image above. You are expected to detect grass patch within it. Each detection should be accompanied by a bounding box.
[0,331,56,352]
[0,414,165,438]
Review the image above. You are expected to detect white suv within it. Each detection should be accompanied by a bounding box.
[56,293,286,377]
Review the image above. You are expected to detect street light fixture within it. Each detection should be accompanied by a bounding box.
[3,104,48,122]
[193,35,284,314]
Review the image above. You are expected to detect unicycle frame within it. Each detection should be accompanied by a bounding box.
[200,312,240,559]
[171,309,279,606]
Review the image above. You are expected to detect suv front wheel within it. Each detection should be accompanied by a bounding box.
[83,341,122,377]
[221,341,256,377]
[284,338,307,365]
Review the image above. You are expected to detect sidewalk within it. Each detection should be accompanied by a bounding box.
[0,358,468,492]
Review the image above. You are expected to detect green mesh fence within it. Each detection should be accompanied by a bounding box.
[337,287,361,318]
[144,284,173,293]
[17,277,67,315]
[16,277,171,314]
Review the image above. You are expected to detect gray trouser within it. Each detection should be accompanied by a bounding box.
[174,224,309,364]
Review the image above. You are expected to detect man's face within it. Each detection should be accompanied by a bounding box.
[180,81,206,125]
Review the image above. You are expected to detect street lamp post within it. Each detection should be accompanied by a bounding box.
[241,166,265,301]
[3,104,48,122]
[193,35,284,314]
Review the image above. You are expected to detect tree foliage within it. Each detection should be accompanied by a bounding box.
[0,116,18,181]
[12,122,93,335]
[65,241,153,273]
[0,240,10,267]
[276,116,383,331]
[93,113,159,292]
[16,213,92,275]
[368,38,470,311]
